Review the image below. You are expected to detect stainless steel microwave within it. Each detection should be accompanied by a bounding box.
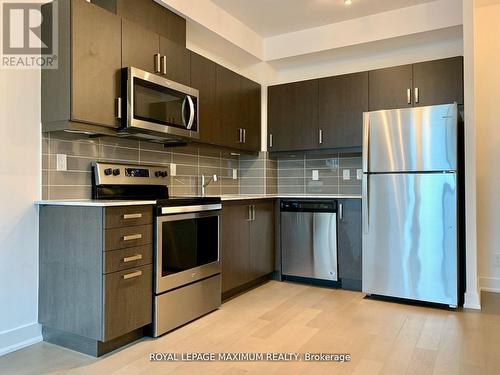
[121,67,199,142]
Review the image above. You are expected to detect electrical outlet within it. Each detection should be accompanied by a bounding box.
[170,163,176,176]
[56,154,67,171]
[357,169,363,180]
[232,169,238,180]
[342,169,350,180]
[312,170,319,181]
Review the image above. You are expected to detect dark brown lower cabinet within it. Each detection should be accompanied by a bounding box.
[39,205,154,356]
[221,200,275,296]
[337,199,362,291]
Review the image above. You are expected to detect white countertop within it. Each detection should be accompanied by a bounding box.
[35,195,361,206]
[35,200,157,207]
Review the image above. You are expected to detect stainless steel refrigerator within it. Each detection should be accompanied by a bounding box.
[362,103,459,307]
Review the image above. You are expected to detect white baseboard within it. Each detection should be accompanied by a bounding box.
[464,291,481,310]
[479,276,500,294]
[0,323,42,357]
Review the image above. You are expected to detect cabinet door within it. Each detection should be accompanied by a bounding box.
[72,0,121,128]
[121,18,160,73]
[249,201,275,279]
[267,80,318,152]
[217,65,242,149]
[412,56,463,107]
[240,77,262,152]
[369,65,413,111]
[191,52,218,145]
[318,72,368,149]
[159,36,191,86]
[220,203,251,293]
[337,199,362,291]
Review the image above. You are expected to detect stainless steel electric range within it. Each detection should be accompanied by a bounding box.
[92,162,222,337]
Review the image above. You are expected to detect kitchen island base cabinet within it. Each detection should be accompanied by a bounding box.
[337,199,362,291]
[221,200,275,299]
[39,205,153,357]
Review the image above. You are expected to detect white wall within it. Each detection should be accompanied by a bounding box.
[475,0,500,293]
[0,68,42,355]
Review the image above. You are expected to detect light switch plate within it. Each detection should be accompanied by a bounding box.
[357,169,363,180]
[170,163,177,176]
[232,169,238,180]
[312,170,319,181]
[343,169,350,180]
[56,154,67,171]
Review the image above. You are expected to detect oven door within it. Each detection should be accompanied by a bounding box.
[124,67,199,140]
[156,210,220,293]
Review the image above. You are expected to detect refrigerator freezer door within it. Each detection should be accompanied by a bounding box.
[363,103,458,173]
[362,173,458,305]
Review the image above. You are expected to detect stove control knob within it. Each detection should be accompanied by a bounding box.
[155,171,162,177]
[104,168,113,176]
[161,171,168,177]
[112,168,120,176]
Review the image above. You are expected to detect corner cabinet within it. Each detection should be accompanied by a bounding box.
[337,199,362,291]
[42,0,122,132]
[220,200,275,297]
[39,204,154,357]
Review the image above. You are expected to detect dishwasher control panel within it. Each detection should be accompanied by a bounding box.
[280,200,337,212]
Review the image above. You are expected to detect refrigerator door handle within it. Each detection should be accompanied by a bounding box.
[362,112,370,173]
[362,174,369,234]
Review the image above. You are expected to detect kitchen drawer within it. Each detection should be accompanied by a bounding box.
[104,205,153,229]
[104,225,152,251]
[103,265,152,341]
[103,245,153,274]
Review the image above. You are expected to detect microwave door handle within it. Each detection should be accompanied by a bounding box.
[181,96,187,127]
[186,95,195,130]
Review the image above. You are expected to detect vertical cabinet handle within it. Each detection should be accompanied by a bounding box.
[238,128,243,143]
[161,55,167,75]
[407,88,412,104]
[269,133,273,148]
[338,202,343,221]
[115,97,122,119]
[252,205,256,221]
[319,129,323,145]
[414,87,419,104]
[154,53,161,73]
[246,205,252,221]
[243,129,246,144]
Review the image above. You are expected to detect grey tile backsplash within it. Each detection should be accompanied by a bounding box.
[42,132,240,200]
[42,132,361,200]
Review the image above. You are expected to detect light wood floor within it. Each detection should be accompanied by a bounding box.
[1,281,500,375]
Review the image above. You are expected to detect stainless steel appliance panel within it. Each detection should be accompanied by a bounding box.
[363,103,458,173]
[362,172,458,305]
[281,212,338,281]
[154,274,221,337]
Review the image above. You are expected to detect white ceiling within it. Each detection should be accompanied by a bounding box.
[210,0,436,37]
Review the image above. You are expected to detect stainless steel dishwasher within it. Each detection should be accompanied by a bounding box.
[280,200,338,282]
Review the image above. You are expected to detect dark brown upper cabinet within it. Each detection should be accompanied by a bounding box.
[267,80,318,152]
[368,64,413,111]
[159,36,191,86]
[318,72,368,149]
[121,18,159,74]
[116,0,186,46]
[412,56,464,107]
[216,65,243,149]
[190,52,218,145]
[240,77,262,152]
[41,0,122,132]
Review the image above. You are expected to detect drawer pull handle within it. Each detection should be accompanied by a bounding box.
[123,270,142,280]
[123,213,142,220]
[123,234,142,241]
[123,254,143,263]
